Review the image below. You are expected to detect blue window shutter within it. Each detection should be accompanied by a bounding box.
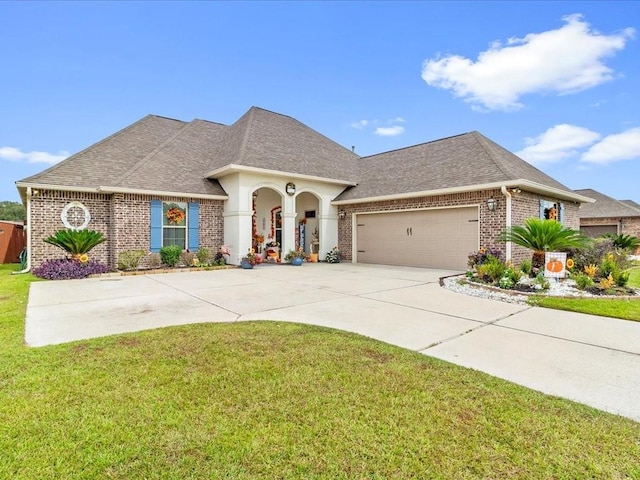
[559,203,565,225]
[188,202,199,251]
[150,200,162,252]
[539,200,545,219]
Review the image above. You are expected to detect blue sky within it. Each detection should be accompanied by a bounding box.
[1,1,638,203]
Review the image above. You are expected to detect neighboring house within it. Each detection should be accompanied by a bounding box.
[574,188,640,244]
[16,106,593,271]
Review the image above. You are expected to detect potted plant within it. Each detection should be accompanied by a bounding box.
[309,228,319,262]
[325,245,341,263]
[241,248,258,269]
[284,247,306,266]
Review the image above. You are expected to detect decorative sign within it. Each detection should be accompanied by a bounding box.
[61,201,91,231]
[544,252,567,279]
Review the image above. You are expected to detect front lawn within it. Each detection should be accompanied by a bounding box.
[528,266,640,321]
[1,264,639,478]
[529,295,640,321]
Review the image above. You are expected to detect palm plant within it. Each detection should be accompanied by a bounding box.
[601,233,640,252]
[499,218,589,270]
[44,229,106,258]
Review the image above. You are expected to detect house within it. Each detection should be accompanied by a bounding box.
[16,106,593,271]
[574,188,640,247]
[0,220,25,264]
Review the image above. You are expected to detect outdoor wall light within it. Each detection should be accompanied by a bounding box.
[285,182,296,196]
[486,197,498,211]
[338,210,346,220]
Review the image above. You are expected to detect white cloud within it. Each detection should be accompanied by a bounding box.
[0,146,69,164]
[581,127,640,165]
[375,125,405,137]
[391,117,405,123]
[516,124,600,164]
[421,14,635,111]
[350,120,369,130]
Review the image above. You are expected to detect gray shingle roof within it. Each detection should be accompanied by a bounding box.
[18,109,585,203]
[17,107,359,197]
[209,107,360,182]
[19,115,196,191]
[574,189,640,218]
[334,131,574,202]
[621,199,640,210]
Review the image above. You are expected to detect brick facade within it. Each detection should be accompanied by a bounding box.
[337,189,582,266]
[30,190,224,269]
[30,187,584,270]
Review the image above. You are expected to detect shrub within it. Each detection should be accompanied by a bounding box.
[483,255,507,284]
[33,258,109,280]
[533,271,550,291]
[181,251,195,267]
[602,233,640,252]
[572,272,595,290]
[499,276,514,289]
[196,247,211,264]
[468,248,503,269]
[117,250,145,271]
[566,238,613,272]
[148,253,161,269]
[160,245,182,267]
[613,270,630,287]
[43,229,106,256]
[519,258,532,275]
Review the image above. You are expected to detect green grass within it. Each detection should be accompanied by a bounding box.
[529,267,640,321]
[530,296,640,321]
[1,264,640,479]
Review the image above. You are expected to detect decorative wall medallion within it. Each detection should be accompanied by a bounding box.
[61,201,91,230]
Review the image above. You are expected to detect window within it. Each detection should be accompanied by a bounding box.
[539,200,564,224]
[163,202,187,248]
[150,200,199,252]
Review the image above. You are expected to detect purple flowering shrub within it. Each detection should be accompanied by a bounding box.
[33,258,110,280]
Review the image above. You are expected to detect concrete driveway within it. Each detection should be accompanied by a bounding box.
[25,263,640,423]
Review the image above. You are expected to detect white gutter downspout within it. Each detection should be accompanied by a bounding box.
[12,187,31,275]
[501,186,512,262]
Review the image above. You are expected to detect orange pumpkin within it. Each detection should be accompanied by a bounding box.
[546,259,564,273]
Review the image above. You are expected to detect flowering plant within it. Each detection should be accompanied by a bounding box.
[242,248,259,266]
[166,207,185,224]
[254,234,265,244]
[33,258,109,280]
[284,247,306,261]
[213,245,231,265]
[325,245,341,263]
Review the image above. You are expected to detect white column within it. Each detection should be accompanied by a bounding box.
[223,210,253,265]
[318,199,338,260]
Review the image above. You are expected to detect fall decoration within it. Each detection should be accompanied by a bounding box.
[166,207,185,224]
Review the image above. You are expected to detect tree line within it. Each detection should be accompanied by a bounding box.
[0,201,26,222]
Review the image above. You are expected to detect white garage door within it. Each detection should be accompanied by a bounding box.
[356,207,479,270]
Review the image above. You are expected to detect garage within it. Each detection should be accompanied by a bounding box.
[355,206,478,270]
[580,225,617,238]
